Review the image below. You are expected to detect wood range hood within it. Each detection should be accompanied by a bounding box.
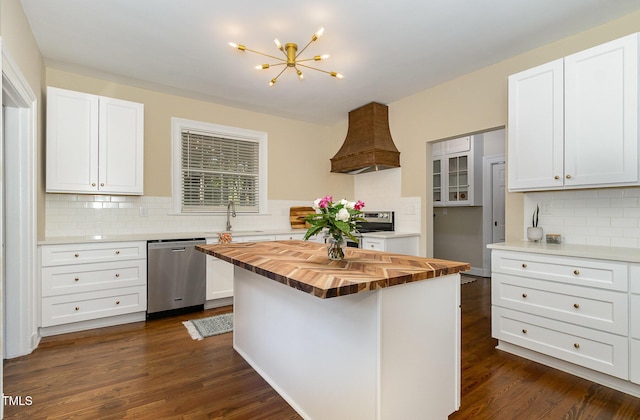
[330,102,400,174]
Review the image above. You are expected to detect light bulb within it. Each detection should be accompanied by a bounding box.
[274,38,283,50]
[330,72,343,79]
[315,27,325,38]
[314,54,330,61]
[228,42,237,48]
[256,64,270,70]
[297,69,304,80]
[269,78,277,86]
[228,42,245,51]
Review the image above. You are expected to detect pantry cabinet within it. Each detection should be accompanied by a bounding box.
[508,33,639,191]
[432,135,482,206]
[46,87,144,195]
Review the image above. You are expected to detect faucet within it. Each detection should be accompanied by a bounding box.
[226,200,236,231]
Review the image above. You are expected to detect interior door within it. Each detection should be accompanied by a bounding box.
[492,162,506,243]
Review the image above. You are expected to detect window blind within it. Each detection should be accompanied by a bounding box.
[181,130,260,212]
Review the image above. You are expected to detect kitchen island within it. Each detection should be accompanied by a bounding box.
[197,240,469,420]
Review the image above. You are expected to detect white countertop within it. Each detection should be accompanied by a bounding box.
[360,231,420,239]
[39,229,421,245]
[488,241,640,263]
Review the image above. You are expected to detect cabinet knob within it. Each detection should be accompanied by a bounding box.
[74,277,79,282]
[74,253,79,258]
[573,270,580,276]
[116,301,120,305]
[115,250,120,255]
[75,306,80,311]
[522,293,528,298]
[100,183,105,187]
[522,329,527,334]
[91,183,96,187]
[521,263,527,268]
[574,343,580,349]
[573,303,580,309]
[115,273,120,278]
[554,175,560,180]
[370,245,374,248]
[566,174,572,179]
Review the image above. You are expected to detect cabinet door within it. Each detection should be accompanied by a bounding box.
[564,33,638,187]
[447,154,470,205]
[46,87,99,193]
[508,59,564,191]
[432,158,443,206]
[98,96,144,194]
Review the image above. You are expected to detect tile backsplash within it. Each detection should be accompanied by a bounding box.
[524,188,640,247]
[45,194,307,238]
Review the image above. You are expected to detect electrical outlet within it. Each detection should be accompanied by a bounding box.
[139,206,148,217]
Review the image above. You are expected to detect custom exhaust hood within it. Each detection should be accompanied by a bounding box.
[330,102,400,174]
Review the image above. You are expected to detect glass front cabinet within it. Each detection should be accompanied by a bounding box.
[432,135,483,207]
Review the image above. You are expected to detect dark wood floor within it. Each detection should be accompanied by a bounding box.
[4,277,640,419]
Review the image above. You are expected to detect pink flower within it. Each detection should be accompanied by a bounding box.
[354,200,365,210]
[318,195,332,209]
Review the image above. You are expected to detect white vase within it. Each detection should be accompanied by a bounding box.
[527,227,543,242]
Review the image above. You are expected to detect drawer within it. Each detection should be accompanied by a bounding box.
[41,241,146,266]
[492,250,627,291]
[362,238,385,251]
[492,306,629,379]
[630,264,640,294]
[41,286,147,327]
[631,294,640,339]
[631,339,640,385]
[492,273,628,335]
[42,260,147,297]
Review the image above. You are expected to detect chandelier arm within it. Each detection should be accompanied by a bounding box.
[272,66,288,81]
[296,63,337,75]
[295,38,316,59]
[243,47,286,62]
[296,57,321,63]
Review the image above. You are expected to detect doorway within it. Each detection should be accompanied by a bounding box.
[482,155,506,275]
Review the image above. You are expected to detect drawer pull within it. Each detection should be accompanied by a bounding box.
[75,306,80,311]
[521,263,527,268]
[566,174,572,179]
[74,277,79,282]
[554,175,560,180]
[115,273,120,278]
[573,303,580,309]
[91,183,96,187]
[116,301,120,305]
[573,270,580,276]
[574,343,580,349]
[522,293,528,298]
[115,250,120,255]
[74,253,80,258]
[522,329,527,334]
[100,183,105,187]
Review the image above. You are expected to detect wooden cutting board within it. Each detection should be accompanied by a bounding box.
[290,206,315,229]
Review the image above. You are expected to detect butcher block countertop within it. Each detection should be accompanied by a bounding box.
[196,240,469,299]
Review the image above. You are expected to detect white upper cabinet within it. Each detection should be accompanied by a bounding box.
[432,135,482,206]
[508,33,639,191]
[47,87,144,195]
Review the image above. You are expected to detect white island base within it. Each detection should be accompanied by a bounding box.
[233,267,461,420]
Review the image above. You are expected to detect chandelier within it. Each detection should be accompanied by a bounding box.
[228,27,343,86]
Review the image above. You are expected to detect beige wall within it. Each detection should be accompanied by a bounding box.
[46,69,354,203]
[1,0,45,239]
[388,10,640,256]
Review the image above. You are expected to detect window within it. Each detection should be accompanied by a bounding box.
[172,118,267,213]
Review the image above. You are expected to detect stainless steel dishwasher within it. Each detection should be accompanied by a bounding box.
[147,238,206,319]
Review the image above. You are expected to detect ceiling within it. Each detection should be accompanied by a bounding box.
[20,0,640,125]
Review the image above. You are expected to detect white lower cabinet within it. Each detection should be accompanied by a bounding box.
[361,235,419,256]
[492,249,640,395]
[40,241,147,334]
[630,266,640,385]
[205,238,235,301]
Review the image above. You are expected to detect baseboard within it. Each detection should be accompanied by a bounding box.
[205,297,233,309]
[39,312,146,337]
[496,340,640,398]
[465,267,488,277]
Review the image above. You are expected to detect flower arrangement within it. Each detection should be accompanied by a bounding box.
[303,196,366,245]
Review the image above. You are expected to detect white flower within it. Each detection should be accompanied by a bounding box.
[313,198,321,210]
[340,199,349,206]
[336,208,350,222]
[345,201,356,210]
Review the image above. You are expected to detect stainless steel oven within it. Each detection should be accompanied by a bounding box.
[348,211,394,248]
